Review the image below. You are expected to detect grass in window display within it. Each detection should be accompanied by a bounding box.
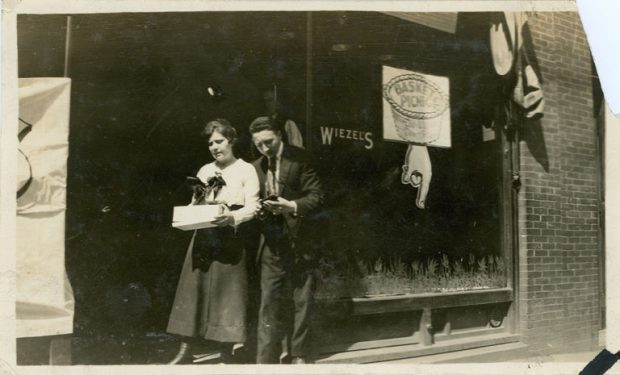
[315,254,507,299]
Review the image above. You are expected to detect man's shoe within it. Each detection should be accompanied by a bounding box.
[228,343,251,364]
[291,356,308,364]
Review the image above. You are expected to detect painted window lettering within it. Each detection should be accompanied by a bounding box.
[320,126,374,149]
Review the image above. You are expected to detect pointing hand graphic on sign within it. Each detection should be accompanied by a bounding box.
[401,144,432,209]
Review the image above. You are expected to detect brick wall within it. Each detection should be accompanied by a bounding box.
[518,12,601,353]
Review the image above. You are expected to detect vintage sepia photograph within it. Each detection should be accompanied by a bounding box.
[5,2,612,370]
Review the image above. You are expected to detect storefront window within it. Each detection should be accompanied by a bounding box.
[310,13,506,297]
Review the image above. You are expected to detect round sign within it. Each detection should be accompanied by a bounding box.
[383,73,448,120]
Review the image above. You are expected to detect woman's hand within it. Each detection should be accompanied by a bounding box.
[191,185,206,203]
[254,205,264,217]
[212,205,235,227]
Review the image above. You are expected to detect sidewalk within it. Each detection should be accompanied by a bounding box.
[510,350,620,375]
[509,350,600,363]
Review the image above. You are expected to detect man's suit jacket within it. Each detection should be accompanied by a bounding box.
[252,144,324,255]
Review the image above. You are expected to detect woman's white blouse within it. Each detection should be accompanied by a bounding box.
[195,159,259,226]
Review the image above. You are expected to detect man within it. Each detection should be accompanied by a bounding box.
[249,116,324,364]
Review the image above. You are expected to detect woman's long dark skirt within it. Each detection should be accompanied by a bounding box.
[167,226,251,343]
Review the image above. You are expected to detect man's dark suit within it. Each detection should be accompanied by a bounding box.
[252,144,324,363]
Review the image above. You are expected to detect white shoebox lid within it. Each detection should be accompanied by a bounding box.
[172,204,221,230]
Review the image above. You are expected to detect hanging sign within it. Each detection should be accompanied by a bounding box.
[16,78,75,338]
[382,65,451,148]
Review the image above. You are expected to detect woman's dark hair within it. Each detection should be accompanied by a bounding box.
[201,118,237,143]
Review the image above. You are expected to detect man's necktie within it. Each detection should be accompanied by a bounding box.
[267,156,278,197]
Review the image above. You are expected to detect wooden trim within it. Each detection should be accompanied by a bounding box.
[49,337,72,365]
[419,308,433,345]
[317,288,513,316]
[434,326,508,343]
[318,325,509,355]
[63,16,72,78]
[320,336,421,355]
[305,12,313,150]
[497,104,519,334]
[316,332,521,364]
[508,120,521,335]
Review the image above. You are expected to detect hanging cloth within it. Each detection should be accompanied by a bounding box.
[490,12,545,121]
[284,119,304,148]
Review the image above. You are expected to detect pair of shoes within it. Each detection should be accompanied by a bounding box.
[196,343,247,364]
[291,356,308,364]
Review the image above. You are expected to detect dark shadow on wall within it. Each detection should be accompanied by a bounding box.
[521,117,550,172]
[520,19,549,173]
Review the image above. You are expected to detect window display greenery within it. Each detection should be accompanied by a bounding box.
[316,254,507,299]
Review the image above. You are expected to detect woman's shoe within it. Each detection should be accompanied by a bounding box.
[193,350,223,363]
[168,342,191,364]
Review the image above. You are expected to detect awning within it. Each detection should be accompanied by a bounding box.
[383,12,458,34]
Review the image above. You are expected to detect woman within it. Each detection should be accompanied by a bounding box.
[167,119,259,364]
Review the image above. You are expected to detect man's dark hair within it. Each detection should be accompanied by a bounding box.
[249,116,282,135]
